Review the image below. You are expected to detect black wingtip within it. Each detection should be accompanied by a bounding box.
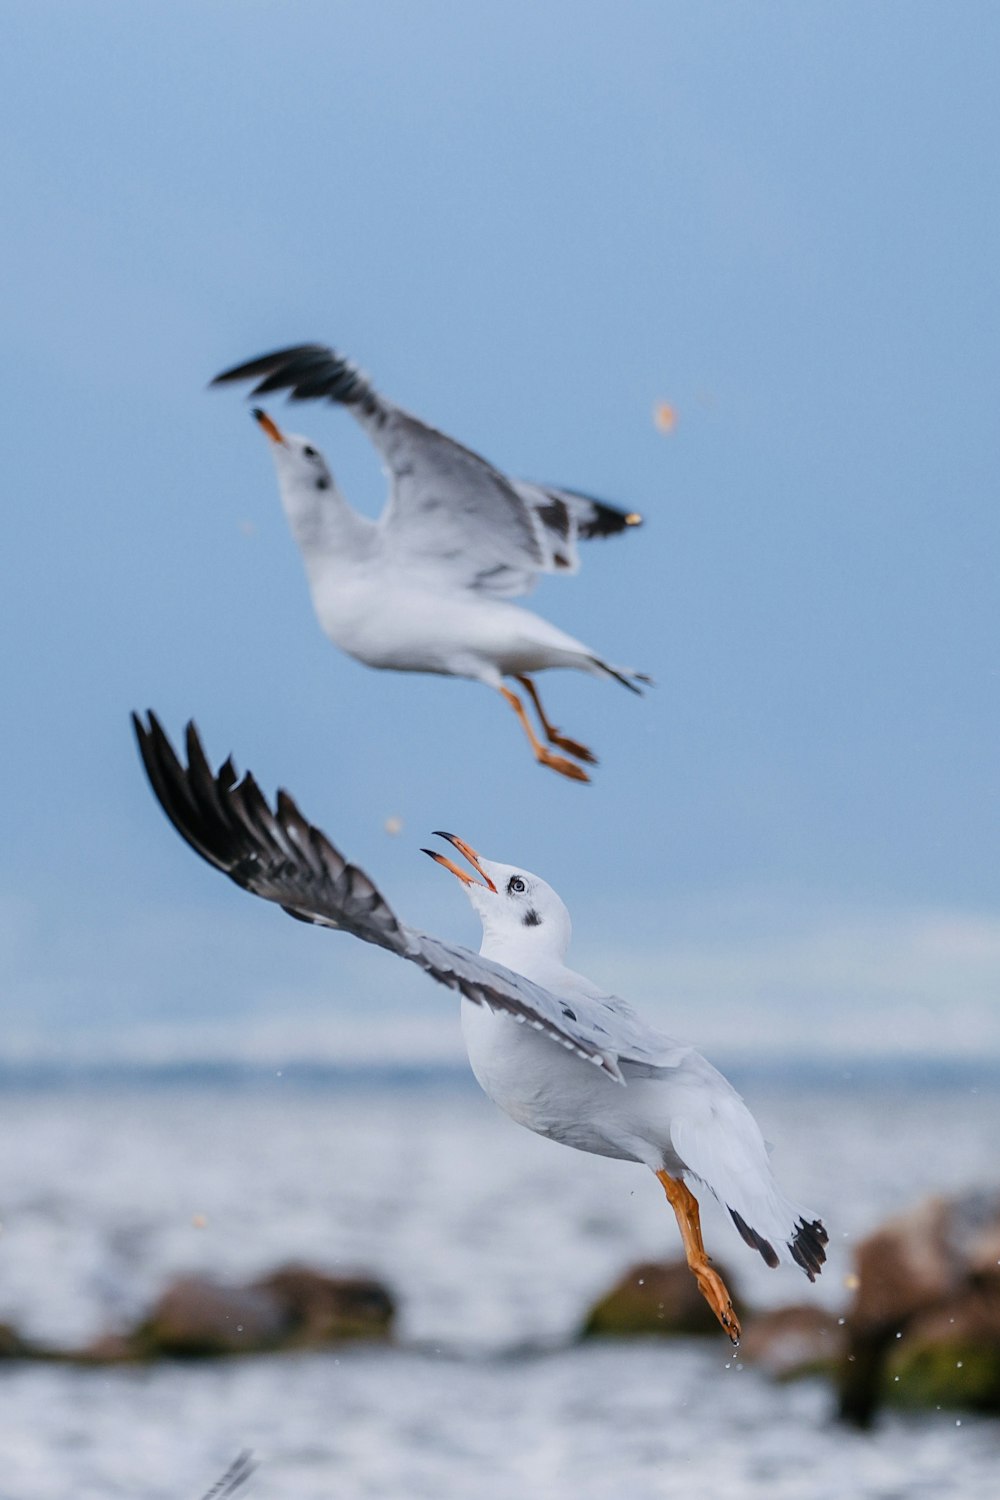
[534,482,645,541]
[729,1208,780,1270]
[198,1448,257,1500]
[209,343,325,389]
[789,1217,829,1281]
[208,343,380,417]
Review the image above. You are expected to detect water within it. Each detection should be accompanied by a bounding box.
[0,1063,998,1497]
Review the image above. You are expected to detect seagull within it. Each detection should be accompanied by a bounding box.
[133,713,827,1343]
[198,1452,256,1500]
[210,343,649,783]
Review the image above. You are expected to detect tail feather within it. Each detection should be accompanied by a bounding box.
[589,657,654,694]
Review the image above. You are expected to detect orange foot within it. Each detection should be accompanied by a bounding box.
[540,749,591,783]
[547,732,598,766]
[695,1265,741,1345]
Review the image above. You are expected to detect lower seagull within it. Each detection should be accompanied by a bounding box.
[133,713,827,1343]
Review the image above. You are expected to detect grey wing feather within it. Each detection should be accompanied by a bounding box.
[198,1450,257,1500]
[132,715,674,1080]
[211,343,543,595]
[132,712,404,952]
[210,343,638,597]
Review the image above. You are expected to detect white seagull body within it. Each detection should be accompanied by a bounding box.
[211,344,649,782]
[134,713,827,1343]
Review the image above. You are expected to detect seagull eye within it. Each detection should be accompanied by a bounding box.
[303,445,318,458]
[507,876,526,895]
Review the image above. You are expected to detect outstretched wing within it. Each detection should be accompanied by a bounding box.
[133,714,675,1080]
[198,1451,257,1500]
[211,344,640,598]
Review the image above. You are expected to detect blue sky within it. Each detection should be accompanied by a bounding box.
[2,2,997,1060]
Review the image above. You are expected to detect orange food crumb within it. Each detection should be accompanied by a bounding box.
[654,401,677,433]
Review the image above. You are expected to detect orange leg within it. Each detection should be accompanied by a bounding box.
[655,1170,741,1345]
[499,686,590,783]
[514,676,598,766]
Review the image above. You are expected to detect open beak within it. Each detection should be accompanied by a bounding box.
[421,832,497,891]
[252,407,287,446]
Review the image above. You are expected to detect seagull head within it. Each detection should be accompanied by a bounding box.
[422,832,572,960]
[251,408,337,492]
[251,408,348,552]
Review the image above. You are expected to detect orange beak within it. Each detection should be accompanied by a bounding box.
[252,407,287,446]
[421,832,497,891]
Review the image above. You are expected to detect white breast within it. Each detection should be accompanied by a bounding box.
[460,998,638,1161]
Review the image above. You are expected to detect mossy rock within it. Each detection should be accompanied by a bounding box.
[888,1338,1000,1414]
[581,1260,739,1339]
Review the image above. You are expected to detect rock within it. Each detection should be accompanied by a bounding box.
[837,1189,1000,1427]
[740,1304,845,1380]
[134,1265,396,1358]
[0,1323,35,1359]
[252,1265,394,1343]
[581,1260,740,1339]
[849,1196,954,1331]
[76,1332,141,1364]
[137,1275,288,1357]
[887,1286,1000,1413]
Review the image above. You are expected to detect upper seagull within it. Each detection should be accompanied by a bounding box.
[211,343,649,783]
[133,712,827,1342]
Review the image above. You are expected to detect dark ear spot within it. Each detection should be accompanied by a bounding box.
[316,476,331,490]
[522,907,541,928]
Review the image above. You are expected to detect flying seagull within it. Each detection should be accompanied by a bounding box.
[197,1451,256,1500]
[133,713,827,1342]
[210,343,649,783]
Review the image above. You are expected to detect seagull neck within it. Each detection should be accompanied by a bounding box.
[479,928,572,976]
[280,479,376,566]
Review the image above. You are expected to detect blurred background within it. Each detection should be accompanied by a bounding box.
[1,3,997,1496]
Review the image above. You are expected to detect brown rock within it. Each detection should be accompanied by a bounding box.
[76,1333,141,1364]
[0,1323,35,1359]
[740,1304,845,1380]
[137,1275,288,1357]
[133,1265,395,1358]
[253,1265,394,1343]
[838,1189,1000,1427]
[850,1196,953,1331]
[580,1259,740,1339]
